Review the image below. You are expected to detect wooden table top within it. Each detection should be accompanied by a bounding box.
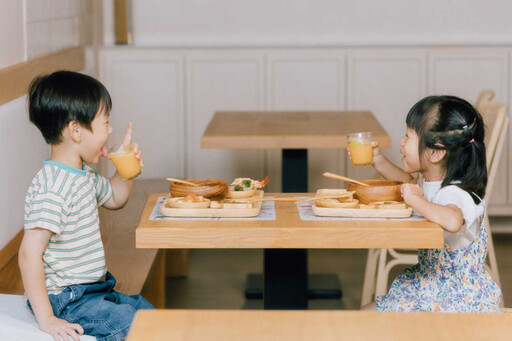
[126,310,512,341]
[201,111,390,149]
[136,193,443,249]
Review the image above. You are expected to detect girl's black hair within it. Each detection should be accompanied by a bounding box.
[28,70,112,144]
[406,95,487,204]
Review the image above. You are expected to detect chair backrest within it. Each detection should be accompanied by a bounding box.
[474,90,509,202]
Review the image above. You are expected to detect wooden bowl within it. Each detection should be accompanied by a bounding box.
[347,180,403,204]
[170,179,228,199]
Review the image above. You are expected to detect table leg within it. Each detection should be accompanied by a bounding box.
[264,249,308,309]
[245,149,342,309]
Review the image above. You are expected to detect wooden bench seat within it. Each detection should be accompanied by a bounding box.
[127,309,512,341]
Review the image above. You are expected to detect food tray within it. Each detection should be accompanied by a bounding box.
[311,189,412,218]
[160,190,264,218]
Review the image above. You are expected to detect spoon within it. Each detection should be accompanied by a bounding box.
[166,178,200,187]
[322,172,370,187]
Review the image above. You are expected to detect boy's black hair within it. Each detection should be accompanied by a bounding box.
[28,70,112,144]
[406,95,487,204]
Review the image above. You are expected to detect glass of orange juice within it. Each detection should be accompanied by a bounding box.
[109,142,141,180]
[348,132,373,166]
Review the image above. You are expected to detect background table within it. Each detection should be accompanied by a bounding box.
[136,193,442,309]
[201,111,390,308]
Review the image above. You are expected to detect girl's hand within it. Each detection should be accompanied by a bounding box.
[347,140,381,165]
[39,315,84,341]
[401,183,423,205]
[370,141,383,164]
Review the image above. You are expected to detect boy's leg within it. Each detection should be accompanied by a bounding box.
[65,293,138,341]
[114,291,155,310]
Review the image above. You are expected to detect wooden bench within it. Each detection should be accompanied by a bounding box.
[127,309,512,341]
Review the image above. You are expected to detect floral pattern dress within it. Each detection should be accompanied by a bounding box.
[376,213,502,312]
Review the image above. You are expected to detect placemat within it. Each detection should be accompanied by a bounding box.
[150,196,276,221]
[297,198,426,221]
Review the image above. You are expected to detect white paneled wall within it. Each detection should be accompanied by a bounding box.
[186,52,265,182]
[347,49,427,181]
[266,51,346,192]
[0,97,49,250]
[99,46,512,213]
[99,49,185,179]
[25,0,81,59]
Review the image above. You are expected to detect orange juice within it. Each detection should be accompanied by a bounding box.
[349,142,373,165]
[110,151,141,180]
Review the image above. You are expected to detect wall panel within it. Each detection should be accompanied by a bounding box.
[186,52,265,182]
[347,49,427,181]
[100,49,185,179]
[428,49,509,206]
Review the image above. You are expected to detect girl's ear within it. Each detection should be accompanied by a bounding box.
[428,148,446,164]
[67,121,81,143]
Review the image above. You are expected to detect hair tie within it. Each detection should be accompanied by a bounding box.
[469,138,475,144]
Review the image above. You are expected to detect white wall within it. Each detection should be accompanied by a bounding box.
[0,97,48,250]
[0,0,25,68]
[131,0,512,46]
[0,0,88,249]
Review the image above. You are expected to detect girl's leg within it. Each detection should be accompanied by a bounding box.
[361,301,377,311]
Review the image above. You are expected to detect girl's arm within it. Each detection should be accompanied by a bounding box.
[401,183,464,233]
[370,142,415,183]
[19,228,84,340]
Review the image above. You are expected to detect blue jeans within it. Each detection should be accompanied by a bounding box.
[29,272,155,341]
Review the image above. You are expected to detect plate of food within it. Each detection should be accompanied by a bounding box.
[310,189,412,218]
[160,189,265,217]
[226,176,269,199]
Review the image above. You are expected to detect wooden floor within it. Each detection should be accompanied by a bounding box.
[166,230,512,309]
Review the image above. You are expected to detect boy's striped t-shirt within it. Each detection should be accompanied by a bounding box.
[24,159,112,295]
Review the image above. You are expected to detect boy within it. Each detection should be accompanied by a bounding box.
[19,71,154,341]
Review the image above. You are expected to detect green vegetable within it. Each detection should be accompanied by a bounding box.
[242,179,252,188]
[234,185,243,191]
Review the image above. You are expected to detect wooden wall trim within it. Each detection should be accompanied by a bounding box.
[0,229,23,272]
[0,46,85,106]
[114,0,129,44]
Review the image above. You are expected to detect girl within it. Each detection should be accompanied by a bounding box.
[361,95,502,312]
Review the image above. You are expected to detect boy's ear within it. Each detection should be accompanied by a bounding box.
[428,148,446,164]
[68,121,81,143]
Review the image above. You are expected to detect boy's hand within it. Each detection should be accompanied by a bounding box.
[123,122,144,168]
[39,315,84,341]
[401,183,423,205]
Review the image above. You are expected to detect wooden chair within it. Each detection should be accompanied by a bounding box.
[360,90,508,307]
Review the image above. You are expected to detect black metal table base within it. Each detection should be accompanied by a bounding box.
[254,149,342,309]
[245,273,343,300]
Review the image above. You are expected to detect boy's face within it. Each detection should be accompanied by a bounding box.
[399,127,421,173]
[80,109,112,164]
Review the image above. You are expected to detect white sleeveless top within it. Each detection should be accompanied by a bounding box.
[418,175,484,249]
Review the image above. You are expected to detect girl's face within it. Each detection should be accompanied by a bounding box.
[80,109,112,164]
[400,127,421,173]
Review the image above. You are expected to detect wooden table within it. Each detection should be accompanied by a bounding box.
[136,193,442,309]
[126,310,512,341]
[201,111,391,308]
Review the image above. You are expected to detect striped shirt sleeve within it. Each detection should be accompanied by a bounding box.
[25,191,68,235]
[93,170,113,206]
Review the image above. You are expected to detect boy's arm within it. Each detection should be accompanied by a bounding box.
[401,183,464,233]
[19,228,84,340]
[102,172,133,209]
[102,122,143,210]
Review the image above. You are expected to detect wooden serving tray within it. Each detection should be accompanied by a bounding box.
[160,190,264,218]
[311,189,412,218]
